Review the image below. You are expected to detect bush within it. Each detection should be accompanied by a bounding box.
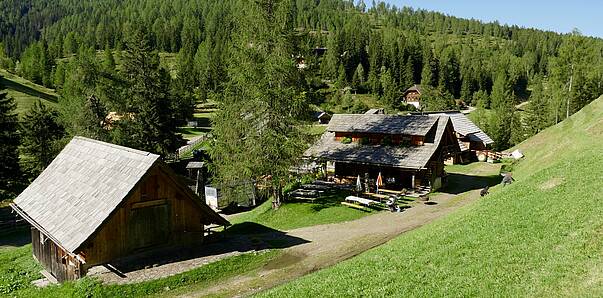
[381,136,392,146]
[341,137,352,144]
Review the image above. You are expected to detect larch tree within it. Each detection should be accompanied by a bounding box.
[211,0,308,209]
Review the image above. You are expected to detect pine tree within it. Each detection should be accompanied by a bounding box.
[21,101,65,176]
[0,84,24,200]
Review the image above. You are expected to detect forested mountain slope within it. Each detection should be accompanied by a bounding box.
[259,97,603,296]
[1,0,602,152]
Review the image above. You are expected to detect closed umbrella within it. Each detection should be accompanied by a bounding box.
[376,172,383,194]
[356,175,362,193]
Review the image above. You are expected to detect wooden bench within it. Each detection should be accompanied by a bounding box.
[341,202,368,210]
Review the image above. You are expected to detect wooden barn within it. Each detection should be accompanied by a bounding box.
[411,111,494,163]
[403,84,423,109]
[11,137,230,282]
[305,114,460,192]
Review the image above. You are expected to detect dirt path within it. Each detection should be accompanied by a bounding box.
[175,190,481,298]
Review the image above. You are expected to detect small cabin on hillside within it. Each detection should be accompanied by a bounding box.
[305,114,460,192]
[403,85,423,109]
[11,137,230,282]
[411,111,494,163]
[313,111,332,124]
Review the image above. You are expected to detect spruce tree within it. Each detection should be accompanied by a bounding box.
[21,101,65,176]
[351,63,365,91]
[0,83,23,200]
[488,72,515,151]
[102,44,116,73]
[118,24,184,156]
[524,76,551,136]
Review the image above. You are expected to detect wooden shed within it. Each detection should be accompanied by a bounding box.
[11,137,230,282]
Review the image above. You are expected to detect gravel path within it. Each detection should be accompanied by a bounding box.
[175,190,480,297]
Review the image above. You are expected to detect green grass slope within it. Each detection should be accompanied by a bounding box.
[0,69,58,116]
[259,97,603,297]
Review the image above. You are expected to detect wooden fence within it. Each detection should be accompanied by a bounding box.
[177,135,208,157]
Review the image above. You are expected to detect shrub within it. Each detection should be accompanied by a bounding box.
[341,137,352,144]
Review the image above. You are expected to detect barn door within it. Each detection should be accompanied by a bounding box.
[128,204,170,251]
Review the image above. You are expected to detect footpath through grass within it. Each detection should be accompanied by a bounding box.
[258,97,603,296]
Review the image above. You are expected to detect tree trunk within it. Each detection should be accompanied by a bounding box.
[566,64,574,119]
[272,185,282,210]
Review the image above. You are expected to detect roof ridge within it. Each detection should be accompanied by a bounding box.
[73,136,159,158]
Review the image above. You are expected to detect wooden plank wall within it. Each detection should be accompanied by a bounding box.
[32,228,81,282]
[80,165,206,268]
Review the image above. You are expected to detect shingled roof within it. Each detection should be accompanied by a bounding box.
[412,111,494,145]
[404,84,423,94]
[305,115,453,169]
[11,137,228,253]
[327,114,439,136]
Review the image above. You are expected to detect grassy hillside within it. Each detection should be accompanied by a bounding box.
[259,97,603,297]
[0,69,58,116]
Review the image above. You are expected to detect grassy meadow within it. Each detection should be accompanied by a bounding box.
[229,190,377,233]
[0,69,58,116]
[0,237,279,298]
[258,97,603,297]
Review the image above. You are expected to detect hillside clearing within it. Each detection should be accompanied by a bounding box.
[258,97,603,297]
[0,69,58,115]
[162,162,502,297]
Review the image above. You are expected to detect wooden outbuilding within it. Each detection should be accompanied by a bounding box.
[305,114,460,192]
[411,111,494,163]
[11,137,229,282]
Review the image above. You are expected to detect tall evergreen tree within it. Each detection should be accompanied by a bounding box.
[379,68,401,109]
[118,25,184,156]
[21,101,65,176]
[524,76,551,136]
[211,0,307,209]
[488,72,515,150]
[0,83,23,200]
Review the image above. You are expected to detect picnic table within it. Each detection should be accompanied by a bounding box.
[345,196,378,207]
[363,192,390,201]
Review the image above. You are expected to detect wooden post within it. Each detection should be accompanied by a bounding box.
[195,170,200,195]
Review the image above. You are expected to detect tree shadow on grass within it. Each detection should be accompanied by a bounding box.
[440,173,502,195]
[0,228,31,248]
[103,222,309,276]
[0,76,58,103]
